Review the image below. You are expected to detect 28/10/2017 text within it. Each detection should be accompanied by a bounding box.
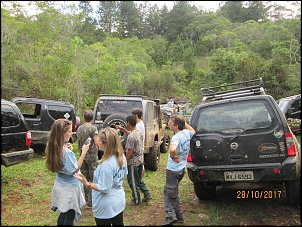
[236,190,283,199]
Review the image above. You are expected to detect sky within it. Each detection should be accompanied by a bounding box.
[1,1,298,17]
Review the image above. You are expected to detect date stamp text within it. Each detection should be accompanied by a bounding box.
[236,190,283,199]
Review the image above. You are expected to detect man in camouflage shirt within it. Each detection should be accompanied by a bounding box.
[76,110,99,208]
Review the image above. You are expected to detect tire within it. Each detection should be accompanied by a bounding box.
[160,132,170,153]
[193,182,216,200]
[103,113,128,147]
[285,177,300,206]
[144,141,159,171]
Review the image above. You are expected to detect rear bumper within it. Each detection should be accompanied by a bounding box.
[187,156,299,184]
[1,148,34,167]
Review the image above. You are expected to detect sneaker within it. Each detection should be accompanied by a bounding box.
[162,217,178,226]
[128,200,141,206]
[142,194,152,202]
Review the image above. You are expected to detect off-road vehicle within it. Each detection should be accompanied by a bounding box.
[93,94,170,171]
[187,78,301,206]
[1,99,34,167]
[12,97,80,147]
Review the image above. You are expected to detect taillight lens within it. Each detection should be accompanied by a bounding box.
[73,120,77,132]
[187,153,192,162]
[26,131,32,146]
[285,132,296,156]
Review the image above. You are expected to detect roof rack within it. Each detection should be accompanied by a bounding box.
[201,78,265,103]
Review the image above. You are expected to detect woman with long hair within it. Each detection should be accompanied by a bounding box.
[74,127,128,226]
[45,119,90,225]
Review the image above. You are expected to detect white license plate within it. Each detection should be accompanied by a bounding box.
[224,171,254,181]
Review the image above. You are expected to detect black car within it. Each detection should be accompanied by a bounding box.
[1,99,34,167]
[12,97,80,147]
[187,78,301,206]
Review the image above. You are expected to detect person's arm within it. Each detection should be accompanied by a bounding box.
[74,143,90,173]
[73,173,99,191]
[126,148,133,162]
[185,122,196,135]
[116,125,130,135]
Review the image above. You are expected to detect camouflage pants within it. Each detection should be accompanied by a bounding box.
[81,156,98,206]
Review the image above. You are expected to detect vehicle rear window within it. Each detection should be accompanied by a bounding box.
[195,101,273,133]
[95,100,142,120]
[1,104,20,127]
[48,105,73,120]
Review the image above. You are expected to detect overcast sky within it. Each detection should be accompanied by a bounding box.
[1,1,298,17]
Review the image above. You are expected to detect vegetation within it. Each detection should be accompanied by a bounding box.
[1,1,301,116]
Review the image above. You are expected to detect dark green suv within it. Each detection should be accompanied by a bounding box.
[12,97,80,147]
[1,99,34,167]
[187,78,301,206]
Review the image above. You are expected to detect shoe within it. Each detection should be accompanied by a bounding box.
[162,217,178,226]
[142,194,152,202]
[128,200,141,206]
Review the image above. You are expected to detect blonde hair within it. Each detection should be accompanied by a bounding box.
[45,119,72,173]
[98,127,125,168]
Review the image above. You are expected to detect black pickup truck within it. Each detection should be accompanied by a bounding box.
[187,78,301,206]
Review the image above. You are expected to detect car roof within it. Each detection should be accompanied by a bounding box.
[279,94,301,101]
[12,97,73,105]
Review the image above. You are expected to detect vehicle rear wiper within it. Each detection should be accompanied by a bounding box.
[231,128,256,141]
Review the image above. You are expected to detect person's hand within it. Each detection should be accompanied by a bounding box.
[73,173,88,184]
[173,155,180,163]
[81,144,90,155]
[66,143,73,150]
[115,125,123,130]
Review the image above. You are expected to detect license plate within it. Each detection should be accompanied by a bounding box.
[224,171,254,181]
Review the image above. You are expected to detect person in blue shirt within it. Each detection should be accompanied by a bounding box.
[45,119,90,225]
[162,113,196,226]
[74,127,128,226]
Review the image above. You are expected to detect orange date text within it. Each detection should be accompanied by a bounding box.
[236,190,282,199]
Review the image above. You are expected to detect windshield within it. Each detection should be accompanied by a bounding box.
[195,101,273,133]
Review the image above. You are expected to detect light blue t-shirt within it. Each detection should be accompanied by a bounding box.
[56,149,82,186]
[92,154,128,219]
[166,129,194,172]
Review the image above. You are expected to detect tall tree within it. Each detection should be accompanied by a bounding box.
[96,1,119,33]
[117,1,139,38]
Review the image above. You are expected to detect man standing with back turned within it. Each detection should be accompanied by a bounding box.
[162,114,196,225]
[76,110,99,208]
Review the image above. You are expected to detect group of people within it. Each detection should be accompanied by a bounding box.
[45,107,196,226]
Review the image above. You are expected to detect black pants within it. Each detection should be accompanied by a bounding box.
[57,209,75,226]
[94,211,124,226]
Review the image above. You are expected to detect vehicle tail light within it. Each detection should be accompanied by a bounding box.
[285,132,296,156]
[187,153,192,162]
[26,131,32,146]
[73,120,77,132]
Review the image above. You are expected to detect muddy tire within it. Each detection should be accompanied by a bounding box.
[285,177,300,206]
[160,132,170,153]
[103,113,128,147]
[144,141,159,171]
[193,182,216,200]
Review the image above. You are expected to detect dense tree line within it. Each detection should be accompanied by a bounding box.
[1,1,301,115]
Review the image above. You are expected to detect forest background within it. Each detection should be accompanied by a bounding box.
[1,1,301,116]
